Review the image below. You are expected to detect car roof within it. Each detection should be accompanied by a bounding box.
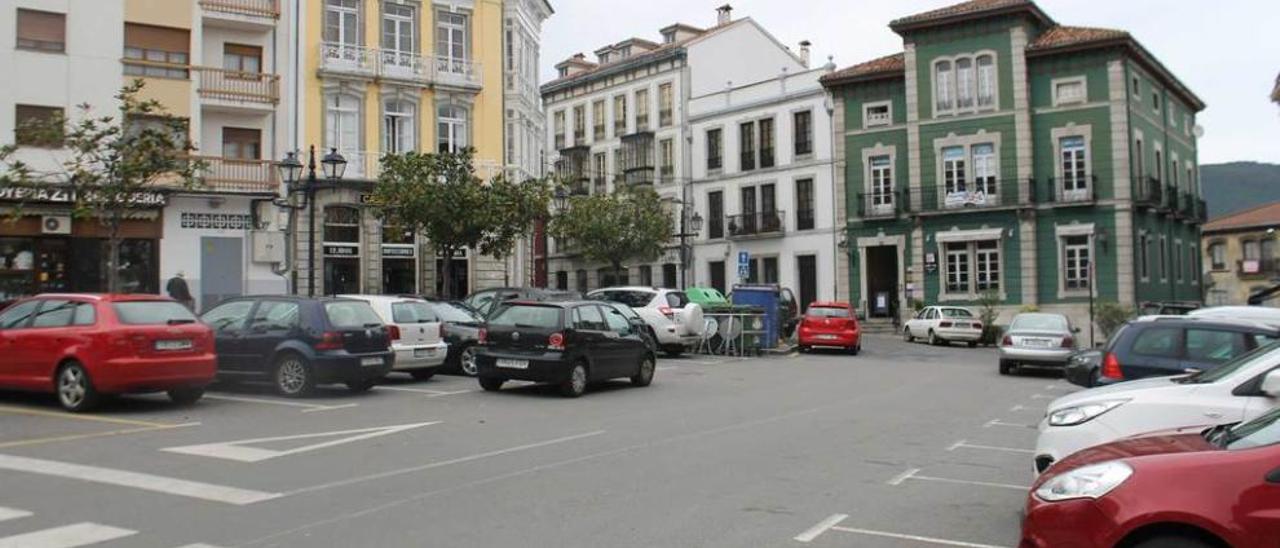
[808,301,851,308]
[32,293,173,303]
[502,300,611,308]
[336,294,425,304]
[1131,315,1279,332]
[590,286,665,293]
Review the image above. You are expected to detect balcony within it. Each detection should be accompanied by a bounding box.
[555,146,590,191]
[1238,258,1280,277]
[913,179,1030,213]
[378,49,432,85]
[319,43,378,79]
[727,210,785,239]
[620,132,655,187]
[195,156,279,194]
[433,56,482,91]
[199,0,278,28]
[857,190,903,219]
[1133,176,1163,209]
[1042,176,1097,205]
[318,44,482,90]
[657,166,675,185]
[194,66,279,108]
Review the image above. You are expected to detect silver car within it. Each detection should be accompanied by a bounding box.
[998,313,1079,375]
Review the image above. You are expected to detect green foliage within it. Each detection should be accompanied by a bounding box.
[977,291,1002,345]
[1095,301,1135,340]
[368,148,550,298]
[549,185,672,281]
[912,299,925,312]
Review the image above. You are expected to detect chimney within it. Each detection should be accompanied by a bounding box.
[799,40,811,68]
[716,4,733,26]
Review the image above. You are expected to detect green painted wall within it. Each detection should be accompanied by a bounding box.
[910,19,1018,120]
[919,211,1022,306]
[1034,207,1118,304]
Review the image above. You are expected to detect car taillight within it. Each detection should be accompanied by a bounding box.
[388,325,401,341]
[939,321,953,328]
[658,306,675,318]
[315,331,344,351]
[1061,336,1074,348]
[477,328,487,344]
[973,322,983,330]
[548,332,565,350]
[1102,352,1123,379]
[1001,334,1013,346]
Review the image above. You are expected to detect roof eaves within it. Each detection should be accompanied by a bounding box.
[1026,35,1205,111]
[889,2,1054,33]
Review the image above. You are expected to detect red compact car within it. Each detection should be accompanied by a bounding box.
[1022,409,1280,548]
[797,302,860,354]
[0,294,216,411]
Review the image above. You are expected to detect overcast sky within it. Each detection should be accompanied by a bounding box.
[539,0,1280,165]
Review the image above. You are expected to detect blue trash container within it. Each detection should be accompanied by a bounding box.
[731,284,780,349]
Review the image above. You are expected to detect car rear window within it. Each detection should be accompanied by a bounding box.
[431,302,482,323]
[591,290,656,308]
[665,292,690,308]
[1010,314,1068,331]
[392,301,437,324]
[1131,326,1180,358]
[324,301,384,328]
[807,306,850,318]
[113,301,198,325]
[489,305,563,329]
[1185,329,1247,363]
[940,308,974,319]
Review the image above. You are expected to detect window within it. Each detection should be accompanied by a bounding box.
[1132,327,1180,358]
[659,83,673,127]
[971,143,996,195]
[942,240,1001,295]
[436,9,469,63]
[795,178,814,231]
[942,146,966,195]
[383,99,416,154]
[659,139,674,181]
[613,95,627,136]
[16,9,66,53]
[793,110,813,156]
[706,128,723,170]
[1053,78,1086,106]
[572,304,606,330]
[763,257,779,284]
[869,155,893,212]
[593,152,607,193]
[597,267,628,287]
[250,301,300,331]
[555,271,568,290]
[638,265,653,287]
[14,105,63,148]
[32,300,75,328]
[864,102,890,128]
[975,241,1000,291]
[1134,137,1145,179]
[935,54,995,114]
[325,94,360,156]
[1063,235,1091,291]
[576,269,588,292]
[758,118,775,169]
[72,302,96,326]
[592,100,605,141]
[1175,241,1183,282]
[323,206,361,242]
[553,110,565,149]
[976,54,995,108]
[1154,149,1163,183]
[1159,236,1168,281]
[944,242,970,293]
[956,57,974,109]
[1209,242,1226,270]
[603,306,632,335]
[1131,76,1140,95]
[635,88,650,131]
[663,264,677,288]
[1189,243,1199,283]
[572,104,585,146]
[1060,136,1088,197]
[934,60,954,112]
[0,300,39,329]
[1139,233,1150,280]
[123,23,190,79]
[1152,92,1160,111]
[437,103,469,153]
[200,301,253,333]
[739,122,756,171]
[222,127,261,159]
[382,2,415,54]
[709,261,726,293]
[707,191,724,239]
[223,43,262,74]
[325,0,360,45]
[1185,329,1248,363]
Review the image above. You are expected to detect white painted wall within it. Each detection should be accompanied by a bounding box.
[685,20,806,98]
[161,195,286,311]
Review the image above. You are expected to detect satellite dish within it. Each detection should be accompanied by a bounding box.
[1193,125,1205,138]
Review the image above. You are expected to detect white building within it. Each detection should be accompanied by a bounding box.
[687,59,839,306]
[504,0,553,287]
[540,5,818,293]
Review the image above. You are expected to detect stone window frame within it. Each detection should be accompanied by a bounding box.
[1055,223,1095,299]
[1051,75,1088,107]
[934,227,1006,302]
[1158,234,1168,282]
[862,100,892,129]
[1051,124,1093,202]
[791,106,815,160]
[931,131,1003,208]
[1174,237,1183,283]
[1207,239,1227,271]
[703,124,725,175]
[1189,242,1199,285]
[930,50,999,118]
[860,143,897,217]
[380,88,419,155]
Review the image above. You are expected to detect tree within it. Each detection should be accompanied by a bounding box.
[1095,301,1135,341]
[368,148,550,298]
[550,185,673,284]
[0,80,201,293]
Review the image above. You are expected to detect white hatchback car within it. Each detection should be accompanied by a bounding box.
[1034,342,1280,475]
[586,287,704,357]
[338,295,448,380]
[903,306,984,347]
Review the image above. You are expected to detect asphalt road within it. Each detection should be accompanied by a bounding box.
[0,335,1078,548]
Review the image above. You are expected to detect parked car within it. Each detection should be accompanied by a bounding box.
[1189,305,1280,329]
[1071,316,1279,388]
[604,301,658,353]
[0,294,215,411]
[1033,342,1280,474]
[1139,301,1200,316]
[1063,348,1104,387]
[902,306,983,346]
[797,302,861,354]
[339,295,447,380]
[474,301,656,398]
[421,299,485,376]
[1024,407,1280,547]
[998,313,1079,375]
[586,287,704,356]
[200,296,394,397]
[463,287,581,318]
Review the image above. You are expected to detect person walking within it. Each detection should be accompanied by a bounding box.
[166,271,195,311]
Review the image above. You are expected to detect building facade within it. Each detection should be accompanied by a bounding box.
[821,0,1206,342]
[1202,202,1280,307]
[540,6,817,293]
[502,0,552,286]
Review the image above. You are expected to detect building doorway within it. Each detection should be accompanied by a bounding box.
[865,245,899,320]
[797,254,817,309]
[201,237,243,311]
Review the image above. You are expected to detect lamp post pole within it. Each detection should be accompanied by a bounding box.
[672,204,703,289]
[276,146,347,298]
[307,150,318,297]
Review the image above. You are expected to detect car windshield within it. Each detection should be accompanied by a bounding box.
[324,301,384,328]
[590,290,655,308]
[941,308,974,319]
[1181,341,1280,384]
[807,306,850,318]
[1220,406,1280,450]
[431,302,482,323]
[609,303,640,320]
[113,301,198,325]
[488,305,562,329]
[391,301,436,324]
[1010,314,1068,332]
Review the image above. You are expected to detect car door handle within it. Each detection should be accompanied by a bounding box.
[1204,411,1224,419]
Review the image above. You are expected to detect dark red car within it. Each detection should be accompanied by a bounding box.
[797,301,861,354]
[0,294,216,411]
[1022,408,1280,547]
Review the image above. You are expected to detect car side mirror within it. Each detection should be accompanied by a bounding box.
[1262,370,1280,398]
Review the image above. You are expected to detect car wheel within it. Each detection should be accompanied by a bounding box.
[410,369,435,381]
[631,355,655,387]
[56,362,101,412]
[928,330,940,345]
[561,362,588,398]
[478,376,504,392]
[999,360,1017,376]
[1088,368,1101,388]
[167,387,205,406]
[903,328,913,342]
[1131,537,1214,548]
[849,345,860,356]
[273,353,314,398]
[967,341,978,348]
[459,346,479,377]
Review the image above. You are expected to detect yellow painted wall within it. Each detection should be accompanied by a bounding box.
[303,0,325,153]
[128,77,193,118]
[469,0,504,165]
[124,0,192,28]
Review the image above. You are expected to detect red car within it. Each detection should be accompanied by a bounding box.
[1022,408,1280,547]
[0,294,216,411]
[797,302,861,354]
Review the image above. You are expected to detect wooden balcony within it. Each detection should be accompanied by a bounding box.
[195,156,279,194]
[194,66,279,105]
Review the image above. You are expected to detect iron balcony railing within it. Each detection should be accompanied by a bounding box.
[195,156,279,193]
[858,190,903,219]
[1043,175,1097,205]
[913,178,1030,212]
[726,210,785,238]
[379,49,432,83]
[193,66,280,104]
[433,55,482,89]
[1134,176,1163,208]
[318,44,482,89]
[319,43,378,77]
[199,0,279,18]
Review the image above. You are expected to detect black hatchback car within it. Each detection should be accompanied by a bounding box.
[475,301,656,398]
[464,287,581,319]
[200,296,394,396]
[1065,316,1279,387]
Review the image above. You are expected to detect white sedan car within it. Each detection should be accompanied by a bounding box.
[1033,343,1280,475]
[339,295,448,380]
[587,287,704,357]
[903,306,983,347]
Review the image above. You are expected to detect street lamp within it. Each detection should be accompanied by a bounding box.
[672,203,702,289]
[276,146,346,297]
[553,186,570,210]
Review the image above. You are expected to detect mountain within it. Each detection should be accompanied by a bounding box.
[1200,162,1280,220]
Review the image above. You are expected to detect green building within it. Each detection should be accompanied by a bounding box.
[820,0,1205,342]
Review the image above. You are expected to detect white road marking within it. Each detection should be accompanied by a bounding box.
[163,422,440,463]
[1029,394,1055,400]
[0,507,32,522]
[887,468,920,486]
[203,394,356,413]
[0,454,281,505]
[947,440,1035,455]
[299,404,359,413]
[908,473,1028,491]
[174,544,229,548]
[1009,404,1027,412]
[656,366,676,371]
[376,386,451,395]
[1044,384,1071,391]
[828,526,1009,548]
[0,523,136,548]
[793,514,848,543]
[983,419,1036,429]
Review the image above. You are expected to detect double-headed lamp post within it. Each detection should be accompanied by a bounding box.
[276,146,347,297]
[675,205,703,289]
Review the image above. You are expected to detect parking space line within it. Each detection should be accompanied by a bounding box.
[203,394,356,413]
[1043,384,1071,391]
[908,473,1026,491]
[299,404,359,413]
[0,422,201,450]
[946,440,1035,455]
[0,405,173,428]
[887,468,921,486]
[174,544,228,548]
[793,513,848,542]
[983,419,1036,429]
[0,522,136,548]
[0,507,32,523]
[0,454,282,505]
[1029,394,1054,400]
[376,386,452,395]
[1009,404,1028,412]
[826,526,1008,548]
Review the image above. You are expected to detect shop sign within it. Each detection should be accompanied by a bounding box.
[924,252,938,274]
[0,187,166,206]
[435,248,468,259]
[323,244,359,257]
[382,245,415,258]
[181,212,252,230]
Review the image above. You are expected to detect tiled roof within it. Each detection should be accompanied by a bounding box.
[820,53,904,86]
[1028,25,1129,51]
[542,22,736,92]
[1204,201,1280,233]
[890,0,1049,30]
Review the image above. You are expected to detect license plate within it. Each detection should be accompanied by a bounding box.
[413,348,431,358]
[497,359,529,370]
[817,334,839,340]
[155,339,192,351]
[1024,339,1051,347]
[361,357,384,367]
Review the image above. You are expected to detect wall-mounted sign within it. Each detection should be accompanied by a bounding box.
[323,244,359,257]
[435,248,468,259]
[382,245,415,258]
[0,187,166,206]
[181,212,252,230]
[924,252,938,274]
